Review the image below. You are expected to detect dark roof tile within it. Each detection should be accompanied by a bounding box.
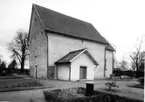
[55,48,86,64]
[34,4,109,44]
[106,44,115,51]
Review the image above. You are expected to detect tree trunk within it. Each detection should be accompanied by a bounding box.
[21,57,25,73]
[136,63,139,72]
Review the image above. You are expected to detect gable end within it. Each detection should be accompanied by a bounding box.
[28,4,45,44]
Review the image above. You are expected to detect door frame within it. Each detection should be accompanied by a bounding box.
[79,66,87,79]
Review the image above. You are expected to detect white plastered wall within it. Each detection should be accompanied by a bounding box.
[105,50,113,77]
[71,52,95,81]
[57,64,69,80]
[48,33,106,78]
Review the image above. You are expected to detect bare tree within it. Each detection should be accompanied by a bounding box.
[130,39,144,71]
[119,60,129,70]
[113,56,119,69]
[8,30,28,73]
[130,61,136,71]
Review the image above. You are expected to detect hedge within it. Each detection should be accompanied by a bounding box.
[43,87,143,102]
[138,77,144,85]
[113,70,144,78]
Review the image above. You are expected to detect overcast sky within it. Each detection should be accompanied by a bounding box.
[0,0,145,65]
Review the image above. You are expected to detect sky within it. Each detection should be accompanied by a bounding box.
[0,0,145,66]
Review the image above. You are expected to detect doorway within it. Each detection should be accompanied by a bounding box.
[80,66,87,79]
[35,64,37,78]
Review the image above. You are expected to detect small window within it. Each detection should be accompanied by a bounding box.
[34,49,38,58]
[105,59,107,70]
[35,64,37,67]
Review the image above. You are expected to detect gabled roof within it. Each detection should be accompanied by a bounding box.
[101,36,115,51]
[106,44,115,51]
[55,48,98,65]
[32,4,111,45]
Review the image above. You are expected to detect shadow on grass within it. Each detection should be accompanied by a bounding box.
[127,84,144,89]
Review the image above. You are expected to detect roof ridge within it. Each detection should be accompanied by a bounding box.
[29,4,115,50]
[69,48,87,53]
[33,4,45,29]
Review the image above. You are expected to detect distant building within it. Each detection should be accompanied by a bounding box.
[28,4,115,80]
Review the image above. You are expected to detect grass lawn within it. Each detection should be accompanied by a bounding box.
[0,75,22,79]
[127,83,144,89]
[0,76,54,92]
[38,79,144,101]
[97,80,144,101]
[0,79,143,102]
[99,88,144,101]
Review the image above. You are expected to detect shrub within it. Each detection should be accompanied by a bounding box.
[9,81,43,88]
[43,87,143,102]
[138,77,144,86]
[136,71,144,78]
[113,69,136,77]
[105,81,119,90]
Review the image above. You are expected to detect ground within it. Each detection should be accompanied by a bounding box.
[0,76,144,102]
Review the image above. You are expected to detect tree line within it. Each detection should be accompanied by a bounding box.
[0,58,17,75]
[114,37,144,77]
[0,30,29,75]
